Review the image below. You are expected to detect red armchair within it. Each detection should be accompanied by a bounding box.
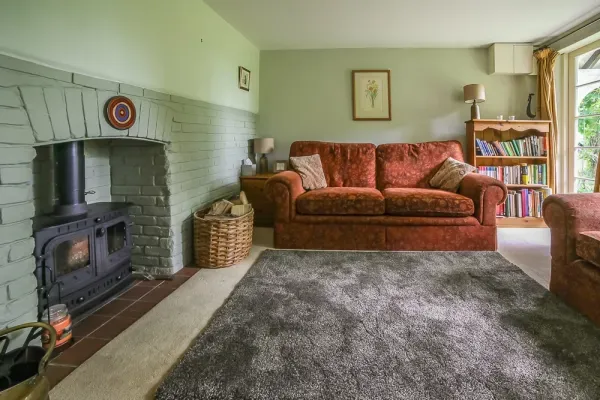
[543,193,600,325]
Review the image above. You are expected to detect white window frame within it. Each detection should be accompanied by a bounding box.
[567,39,600,192]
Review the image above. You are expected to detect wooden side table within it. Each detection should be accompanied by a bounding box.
[240,173,276,227]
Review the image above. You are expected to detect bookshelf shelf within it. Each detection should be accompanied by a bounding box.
[475,156,548,160]
[497,217,547,228]
[466,119,553,228]
[506,184,547,189]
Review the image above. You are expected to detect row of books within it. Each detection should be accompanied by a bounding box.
[497,188,553,218]
[477,165,547,185]
[476,136,547,157]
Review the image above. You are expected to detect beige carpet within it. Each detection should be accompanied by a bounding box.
[49,243,267,400]
[50,227,550,399]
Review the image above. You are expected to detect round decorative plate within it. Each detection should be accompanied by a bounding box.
[105,96,136,130]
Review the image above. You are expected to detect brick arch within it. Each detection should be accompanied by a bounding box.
[0,55,256,331]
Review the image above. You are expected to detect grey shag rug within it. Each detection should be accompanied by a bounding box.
[157,251,600,399]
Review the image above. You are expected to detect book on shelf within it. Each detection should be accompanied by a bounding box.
[496,187,553,218]
[477,165,547,185]
[475,137,547,157]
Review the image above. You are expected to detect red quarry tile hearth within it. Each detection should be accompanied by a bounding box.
[175,267,198,277]
[88,316,137,340]
[47,267,200,388]
[51,337,109,366]
[137,286,177,305]
[136,279,164,288]
[118,285,155,300]
[45,365,76,387]
[94,299,135,316]
[118,300,157,319]
[72,315,111,339]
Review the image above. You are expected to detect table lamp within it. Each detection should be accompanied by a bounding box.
[464,84,485,120]
[254,138,274,174]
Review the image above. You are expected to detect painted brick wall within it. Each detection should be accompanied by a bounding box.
[0,54,257,335]
[84,141,112,203]
[32,145,54,216]
[110,140,170,273]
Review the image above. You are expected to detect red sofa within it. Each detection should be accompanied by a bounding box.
[265,140,507,251]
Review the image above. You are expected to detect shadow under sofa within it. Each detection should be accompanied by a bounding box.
[265,140,507,251]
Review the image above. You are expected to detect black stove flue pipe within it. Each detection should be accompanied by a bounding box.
[54,141,88,216]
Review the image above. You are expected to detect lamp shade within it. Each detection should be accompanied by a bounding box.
[463,84,485,103]
[254,138,274,154]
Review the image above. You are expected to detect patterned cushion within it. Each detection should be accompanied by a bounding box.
[376,141,465,189]
[383,188,474,217]
[289,154,327,190]
[576,231,600,268]
[290,141,376,188]
[296,187,385,216]
[429,157,476,192]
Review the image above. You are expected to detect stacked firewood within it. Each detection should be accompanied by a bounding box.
[205,191,252,219]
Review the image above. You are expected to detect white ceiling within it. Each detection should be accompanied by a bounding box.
[205,0,600,49]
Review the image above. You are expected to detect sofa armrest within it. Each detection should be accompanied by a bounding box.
[458,173,507,226]
[264,171,306,223]
[543,194,600,264]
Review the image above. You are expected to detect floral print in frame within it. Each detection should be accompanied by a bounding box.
[352,70,391,121]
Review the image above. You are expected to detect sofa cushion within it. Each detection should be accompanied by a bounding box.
[429,157,476,192]
[383,188,474,217]
[376,141,465,189]
[577,231,600,268]
[296,187,385,215]
[290,141,376,188]
[289,154,327,190]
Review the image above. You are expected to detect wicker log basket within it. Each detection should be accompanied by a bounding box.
[193,208,254,268]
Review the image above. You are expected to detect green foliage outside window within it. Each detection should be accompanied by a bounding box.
[576,87,600,192]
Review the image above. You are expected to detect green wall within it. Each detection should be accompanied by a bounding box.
[0,0,259,113]
[259,48,535,160]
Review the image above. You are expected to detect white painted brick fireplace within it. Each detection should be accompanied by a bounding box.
[0,54,256,329]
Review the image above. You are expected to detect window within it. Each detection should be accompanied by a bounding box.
[568,41,600,193]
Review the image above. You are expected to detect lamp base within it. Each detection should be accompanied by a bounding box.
[258,154,269,174]
[471,102,480,120]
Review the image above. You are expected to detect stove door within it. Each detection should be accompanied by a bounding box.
[42,227,96,301]
[96,216,132,274]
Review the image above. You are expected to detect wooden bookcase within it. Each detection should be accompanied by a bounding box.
[466,119,552,228]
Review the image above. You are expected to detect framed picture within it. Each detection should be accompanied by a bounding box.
[274,160,288,172]
[239,67,251,91]
[352,70,391,121]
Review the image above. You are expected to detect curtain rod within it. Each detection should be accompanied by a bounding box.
[537,13,600,49]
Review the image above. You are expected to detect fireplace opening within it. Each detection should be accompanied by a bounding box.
[33,140,135,320]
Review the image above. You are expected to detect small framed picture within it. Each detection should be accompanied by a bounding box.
[352,70,391,121]
[238,67,251,91]
[274,160,288,172]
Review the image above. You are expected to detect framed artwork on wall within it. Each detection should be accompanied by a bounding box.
[352,70,391,121]
[239,67,251,91]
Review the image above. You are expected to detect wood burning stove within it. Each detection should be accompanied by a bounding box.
[33,142,134,319]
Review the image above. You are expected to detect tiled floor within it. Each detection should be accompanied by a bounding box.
[45,267,199,388]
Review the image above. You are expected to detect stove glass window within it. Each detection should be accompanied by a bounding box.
[107,222,126,254]
[54,236,90,277]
